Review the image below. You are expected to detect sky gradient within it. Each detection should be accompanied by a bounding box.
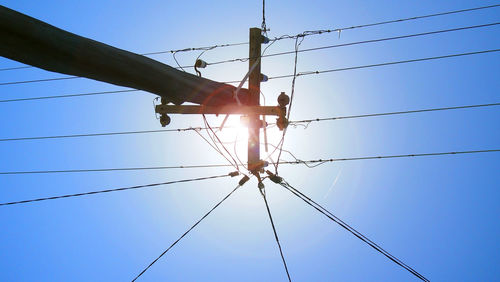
[1,1,499,281]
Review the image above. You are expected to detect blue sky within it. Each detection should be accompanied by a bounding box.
[1,1,499,281]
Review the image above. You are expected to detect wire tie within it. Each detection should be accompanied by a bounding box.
[229,171,240,177]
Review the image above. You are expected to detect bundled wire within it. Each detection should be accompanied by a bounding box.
[260,186,292,281]
[276,179,429,281]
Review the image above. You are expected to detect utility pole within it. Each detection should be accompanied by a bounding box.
[247,28,262,173]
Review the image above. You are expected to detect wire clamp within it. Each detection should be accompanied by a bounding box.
[266,170,283,184]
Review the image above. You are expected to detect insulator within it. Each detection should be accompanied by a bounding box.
[278,92,290,106]
[238,175,250,186]
[195,59,207,68]
[159,114,171,127]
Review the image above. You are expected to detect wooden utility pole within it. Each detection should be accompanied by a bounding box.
[247,28,262,173]
[0,5,248,106]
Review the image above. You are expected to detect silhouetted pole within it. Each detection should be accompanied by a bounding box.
[0,5,248,106]
[248,28,262,172]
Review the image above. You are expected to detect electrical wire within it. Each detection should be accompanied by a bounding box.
[207,22,500,66]
[268,3,500,42]
[261,0,268,36]
[289,102,500,125]
[193,126,240,172]
[276,180,428,281]
[1,99,494,139]
[260,189,292,281]
[277,149,500,168]
[0,42,247,73]
[202,115,241,172]
[132,181,243,281]
[0,126,211,142]
[2,4,498,83]
[3,47,497,89]
[0,66,31,71]
[0,76,79,86]
[274,33,304,173]
[262,49,500,82]
[0,4,496,74]
[0,89,140,103]
[1,149,497,175]
[0,173,232,206]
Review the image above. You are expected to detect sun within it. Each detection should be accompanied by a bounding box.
[201,114,285,170]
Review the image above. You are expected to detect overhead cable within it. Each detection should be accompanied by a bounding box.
[208,22,500,66]
[268,3,500,42]
[0,173,234,206]
[1,3,498,80]
[132,181,245,281]
[289,102,500,125]
[276,179,429,281]
[261,189,292,281]
[4,47,497,87]
[1,149,497,175]
[0,89,140,103]
[2,102,497,142]
[260,49,500,82]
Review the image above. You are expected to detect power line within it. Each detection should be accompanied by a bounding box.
[289,102,500,125]
[1,3,498,82]
[276,179,428,281]
[140,42,249,56]
[4,47,497,88]
[274,33,304,174]
[0,127,211,142]
[0,173,234,207]
[0,66,31,71]
[0,101,497,142]
[269,3,500,41]
[0,76,79,86]
[0,89,140,103]
[0,42,245,73]
[1,149,497,175]
[261,49,500,82]
[207,22,500,66]
[132,181,243,281]
[261,190,292,281]
[278,149,500,168]
[261,0,268,36]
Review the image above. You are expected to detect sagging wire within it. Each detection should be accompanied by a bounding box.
[193,124,240,173]
[232,129,248,171]
[193,127,232,164]
[271,177,429,282]
[0,173,237,206]
[259,181,292,282]
[194,46,216,77]
[1,149,498,175]
[153,97,160,120]
[172,51,186,72]
[274,32,307,174]
[202,115,241,172]
[265,143,321,169]
[132,178,248,281]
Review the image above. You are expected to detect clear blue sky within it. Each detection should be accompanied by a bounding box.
[1,1,499,281]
